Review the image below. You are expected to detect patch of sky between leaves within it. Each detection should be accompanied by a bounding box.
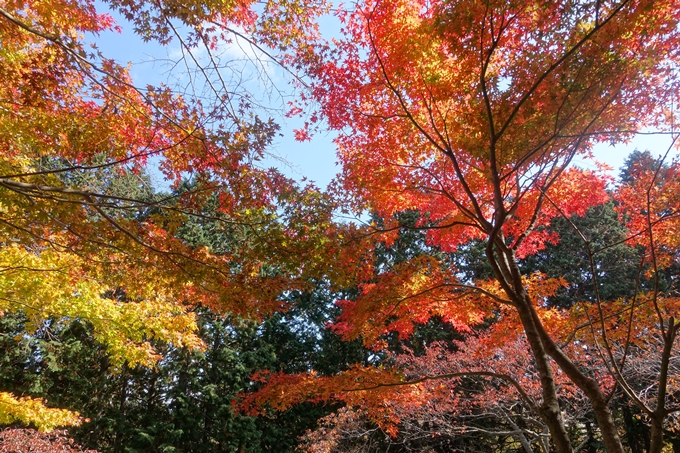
[89,1,342,192]
[577,130,678,180]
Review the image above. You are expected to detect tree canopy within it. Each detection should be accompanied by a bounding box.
[1,0,680,452]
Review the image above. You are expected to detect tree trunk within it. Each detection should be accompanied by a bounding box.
[591,395,626,453]
[489,245,574,453]
[525,305,626,453]
[649,321,677,453]
[517,298,574,453]
[621,395,649,453]
[491,243,626,453]
[650,415,665,453]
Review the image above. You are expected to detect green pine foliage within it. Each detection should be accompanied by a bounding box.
[520,201,642,308]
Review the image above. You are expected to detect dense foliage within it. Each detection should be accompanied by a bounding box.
[1,0,680,452]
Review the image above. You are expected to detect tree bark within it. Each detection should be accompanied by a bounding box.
[649,321,676,453]
[650,415,665,453]
[529,310,625,453]
[621,395,649,453]
[490,242,627,453]
[489,244,574,453]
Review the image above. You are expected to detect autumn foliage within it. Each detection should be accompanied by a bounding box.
[0,429,98,452]
[0,0,342,432]
[246,1,680,452]
[2,0,680,451]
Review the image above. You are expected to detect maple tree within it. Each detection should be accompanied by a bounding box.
[249,161,680,452]
[0,428,99,453]
[294,199,648,453]
[246,1,680,452]
[5,0,680,450]
[0,0,352,432]
[605,151,680,452]
[0,187,374,453]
